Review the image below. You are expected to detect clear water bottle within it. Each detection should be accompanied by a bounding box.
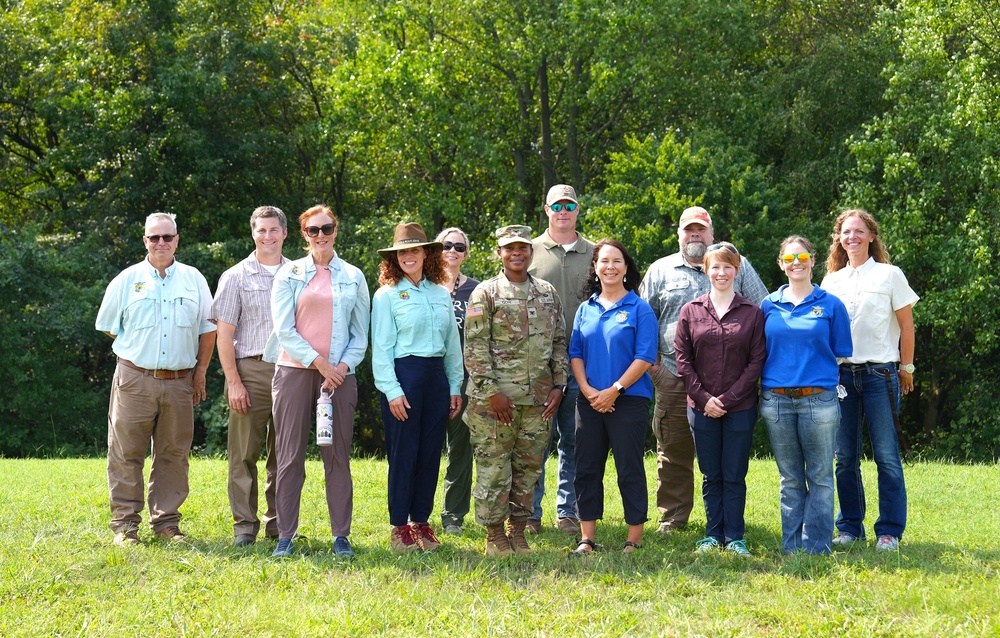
[316,386,334,446]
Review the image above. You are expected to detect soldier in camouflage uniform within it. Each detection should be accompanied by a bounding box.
[463,225,569,556]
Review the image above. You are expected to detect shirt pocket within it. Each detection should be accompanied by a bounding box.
[491,301,524,345]
[168,287,201,328]
[334,280,359,312]
[123,293,157,330]
[242,282,270,325]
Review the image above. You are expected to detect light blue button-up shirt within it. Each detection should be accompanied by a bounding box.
[95,258,215,370]
[263,252,370,372]
[371,277,463,401]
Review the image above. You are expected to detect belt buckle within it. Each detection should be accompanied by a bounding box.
[787,388,805,398]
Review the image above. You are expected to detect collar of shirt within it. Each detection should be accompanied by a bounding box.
[772,283,823,307]
[663,252,703,273]
[844,255,876,276]
[143,257,176,280]
[538,230,589,253]
[246,251,288,275]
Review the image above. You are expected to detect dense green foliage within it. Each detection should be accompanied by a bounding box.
[1,0,997,458]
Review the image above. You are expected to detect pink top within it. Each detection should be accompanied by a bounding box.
[277,265,334,368]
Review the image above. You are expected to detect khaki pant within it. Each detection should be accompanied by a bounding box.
[227,357,278,537]
[107,363,194,533]
[650,365,695,527]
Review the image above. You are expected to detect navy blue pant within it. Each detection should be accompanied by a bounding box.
[689,405,757,544]
[573,395,650,526]
[381,356,450,527]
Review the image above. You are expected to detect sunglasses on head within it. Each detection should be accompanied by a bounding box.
[549,202,578,212]
[707,243,738,255]
[146,234,176,243]
[442,241,467,253]
[780,252,811,264]
[305,224,336,237]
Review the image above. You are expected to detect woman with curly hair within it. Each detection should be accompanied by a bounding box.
[371,222,463,553]
[822,209,919,552]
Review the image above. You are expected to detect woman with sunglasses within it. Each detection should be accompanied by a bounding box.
[266,205,370,558]
[759,236,852,554]
[821,209,919,552]
[674,242,765,556]
[372,222,463,553]
[434,227,480,535]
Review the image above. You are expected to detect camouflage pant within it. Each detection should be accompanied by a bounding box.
[465,401,549,526]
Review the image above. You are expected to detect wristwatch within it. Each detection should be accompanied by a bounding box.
[900,364,916,374]
[613,382,626,394]
[553,385,567,394]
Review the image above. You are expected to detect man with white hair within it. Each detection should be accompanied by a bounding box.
[96,212,216,546]
[639,207,768,534]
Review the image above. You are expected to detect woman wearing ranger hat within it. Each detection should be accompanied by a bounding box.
[463,225,569,556]
[372,222,464,553]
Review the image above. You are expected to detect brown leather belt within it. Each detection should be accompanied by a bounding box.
[118,357,191,380]
[770,387,826,398]
[242,354,265,361]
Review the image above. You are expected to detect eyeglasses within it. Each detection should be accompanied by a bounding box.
[146,234,176,243]
[305,224,336,237]
[707,243,738,255]
[442,241,467,253]
[549,203,578,212]
[780,253,812,264]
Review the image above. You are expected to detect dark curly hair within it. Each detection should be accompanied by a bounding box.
[378,246,448,286]
[582,239,643,298]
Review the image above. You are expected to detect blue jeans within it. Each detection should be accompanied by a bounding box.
[761,389,840,554]
[836,363,907,540]
[689,405,757,545]
[531,377,579,520]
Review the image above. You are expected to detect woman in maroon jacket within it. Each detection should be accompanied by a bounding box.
[675,242,766,556]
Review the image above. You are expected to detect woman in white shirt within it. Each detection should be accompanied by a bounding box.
[821,209,919,552]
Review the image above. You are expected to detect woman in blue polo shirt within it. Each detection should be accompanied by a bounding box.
[760,235,852,555]
[569,239,659,554]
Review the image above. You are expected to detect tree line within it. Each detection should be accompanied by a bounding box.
[1,0,997,459]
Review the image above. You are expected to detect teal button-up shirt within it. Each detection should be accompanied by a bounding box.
[371,277,463,401]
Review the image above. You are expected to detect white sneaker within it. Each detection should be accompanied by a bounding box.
[875,535,899,551]
[832,532,859,546]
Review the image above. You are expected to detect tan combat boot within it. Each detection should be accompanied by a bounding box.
[484,523,514,556]
[507,518,531,555]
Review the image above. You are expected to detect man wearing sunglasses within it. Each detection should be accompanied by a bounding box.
[209,206,289,546]
[638,207,769,534]
[96,212,217,546]
[525,184,595,535]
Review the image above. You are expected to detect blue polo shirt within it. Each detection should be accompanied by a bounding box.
[569,290,659,399]
[760,284,853,389]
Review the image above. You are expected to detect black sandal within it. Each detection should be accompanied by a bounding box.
[623,541,642,552]
[570,538,598,555]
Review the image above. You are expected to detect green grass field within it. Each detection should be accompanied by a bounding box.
[1,456,997,637]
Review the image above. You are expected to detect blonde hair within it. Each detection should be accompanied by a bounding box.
[826,208,890,272]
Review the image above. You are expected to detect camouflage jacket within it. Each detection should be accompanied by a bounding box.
[464,272,568,406]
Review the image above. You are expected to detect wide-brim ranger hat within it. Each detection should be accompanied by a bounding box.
[377,222,443,257]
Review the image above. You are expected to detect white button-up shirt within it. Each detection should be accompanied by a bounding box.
[821,257,919,364]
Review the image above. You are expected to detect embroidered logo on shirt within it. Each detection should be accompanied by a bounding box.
[399,291,410,300]
[467,305,484,318]
[810,306,824,317]
[133,282,146,293]
[291,266,301,275]
[615,311,629,323]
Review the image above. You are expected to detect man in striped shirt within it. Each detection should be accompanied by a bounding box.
[210,206,289,547]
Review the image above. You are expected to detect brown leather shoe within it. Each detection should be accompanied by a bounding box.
[525,519,542,535]
[556,517,580,534]
[153,526,188,542]
[390,525,419,554]
[113,524,140,546]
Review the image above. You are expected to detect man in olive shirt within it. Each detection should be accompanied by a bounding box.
[526,184,595,534]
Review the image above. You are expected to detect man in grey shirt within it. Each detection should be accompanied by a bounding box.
[639,206,769,533]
